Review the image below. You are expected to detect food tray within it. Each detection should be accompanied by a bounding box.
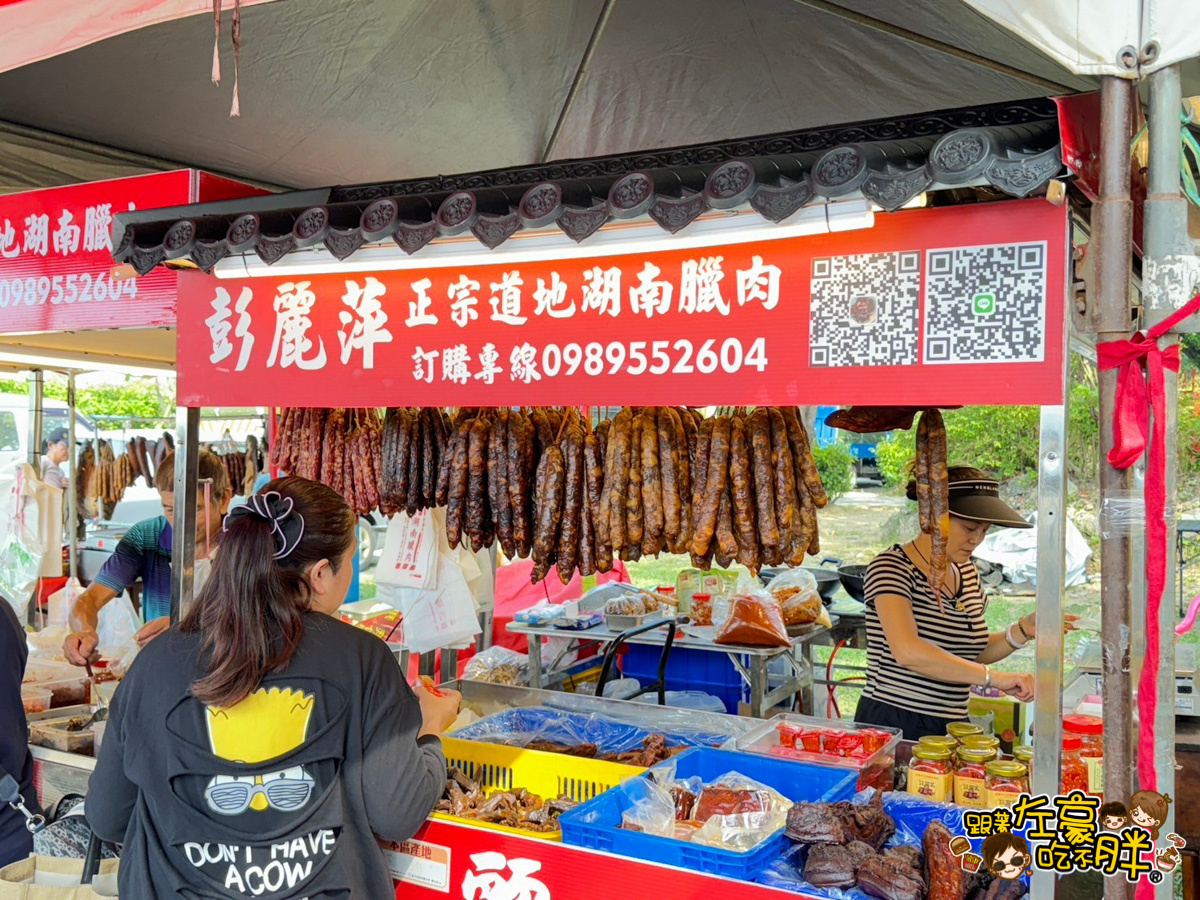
[435,737,642,841]
[23,660,89,708]
[29,714,97,756]
[21,685,51,715]
[604,612,666,632]
[727,714,902,793]
[558,747,857,879]
[449,706,729,756]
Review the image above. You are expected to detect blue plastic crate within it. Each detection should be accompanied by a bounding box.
[449,706,729,755]
[621,646,746,714]
[559,747,857,879]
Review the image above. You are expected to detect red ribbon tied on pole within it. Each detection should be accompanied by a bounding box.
[1096,292,1200,892]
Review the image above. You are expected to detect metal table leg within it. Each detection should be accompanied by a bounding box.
[527,636,544,689]
[749,656,767,719]
[442,649,459,683]
[798,642,815,716]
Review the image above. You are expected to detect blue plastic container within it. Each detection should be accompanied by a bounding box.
[620,645,746,714]
[449,706,729,755]
[559,747,857,879]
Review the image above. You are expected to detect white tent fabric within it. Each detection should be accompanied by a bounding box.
[966,0,1200,77]
[0,0,280,74]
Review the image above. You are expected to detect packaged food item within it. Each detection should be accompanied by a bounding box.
[714,594,789,648]
[1013,744,1034,783]
[954,746,996,807]
[766,568,822,626]
[605,596,647,617]
[917,735,958,765]
[1063,714,1103,797]
[1060,735,1088,794]
[690,593,713,626]
[461,646,530,686]
[21,685,50,714]
[984,760,1028,808]
[958,735,1001,754]
[946,722,984,741]
[676,569,699,616]
[907,746,953,802]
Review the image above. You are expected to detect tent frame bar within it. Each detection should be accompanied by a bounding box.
[540,0,618,164]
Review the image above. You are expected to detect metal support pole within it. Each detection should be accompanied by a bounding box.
[540,0,617,163]
[1094,75,1136,900]
[66,373,78,580]
[171,406,200,624]
[26,369,43,468]
[1031,402,1067,900]
[1144,64,1187,889]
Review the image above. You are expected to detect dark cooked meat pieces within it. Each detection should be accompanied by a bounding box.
[926,820,978,900]
[857,855,926,900]
[975,877,1027,900]
[786,792,895,849]
[526,740,598,757]
[804,844,859,889]
[885,844,924,872]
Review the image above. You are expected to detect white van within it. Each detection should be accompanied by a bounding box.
[0,391,95,498]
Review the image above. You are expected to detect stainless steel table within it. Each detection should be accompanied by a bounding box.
[505,619,827,719]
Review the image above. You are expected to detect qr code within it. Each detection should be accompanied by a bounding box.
[923,242,1047,365]
[809,251,920,367]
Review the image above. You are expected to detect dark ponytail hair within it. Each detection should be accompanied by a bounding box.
[181,475,356,708]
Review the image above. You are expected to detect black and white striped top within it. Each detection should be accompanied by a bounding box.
[862,546,989,720]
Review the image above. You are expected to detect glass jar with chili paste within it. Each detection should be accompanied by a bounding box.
[1013,745,1033,783]
[918,735,959,765]
[1062,715,1103,798]
[947,722,984,742]
[959,735,1001,752]
[908,746,953,803]
[1060,735,1088,794]
[954,746,997,807]
[984,760,1029,808]
[690,593,713,626]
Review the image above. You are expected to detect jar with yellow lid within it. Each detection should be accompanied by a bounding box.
[1012,745,1034,783]
[908,746,953,803]
[955,746,998,807]
[985,760,1029,808]
[946,722,984,741]
[959,735,1001,753]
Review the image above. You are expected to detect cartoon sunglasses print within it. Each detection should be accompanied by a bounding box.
[204,767,314,816]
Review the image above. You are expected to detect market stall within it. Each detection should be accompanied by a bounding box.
[76,92,1106,899]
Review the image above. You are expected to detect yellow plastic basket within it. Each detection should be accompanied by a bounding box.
[434,737,642,841]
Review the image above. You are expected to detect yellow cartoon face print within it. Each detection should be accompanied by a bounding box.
[204,687,316,817]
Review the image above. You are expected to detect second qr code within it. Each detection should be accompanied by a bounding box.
[923,242,1048,365]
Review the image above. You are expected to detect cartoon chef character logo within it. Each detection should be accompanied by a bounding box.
[204,687,316,817]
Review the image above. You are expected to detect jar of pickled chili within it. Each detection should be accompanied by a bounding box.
[984,760,1029,808]
[1013,745,1034,783]
[1062,715,1103,798]
[947,722,984,741]
[955,746,997,807]
[908,746,953,803]
[918,735,959,765]
[959,735,1001,754]
[690,593,713,626]
[1060,735,1088,794]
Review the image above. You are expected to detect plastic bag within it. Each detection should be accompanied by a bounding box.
[715,575,790,647]
[766,568,823,626]
[0,518,43,620]
[619,776,678,837]
[95,593,142,660]
[461,646,530,685]
[691,770,792,851]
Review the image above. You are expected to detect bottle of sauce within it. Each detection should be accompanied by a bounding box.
[984,760,1029,808]
[1062,715,1103,798]
[690,593,713,626]
[955,746,998,807]
[908,746,953,803]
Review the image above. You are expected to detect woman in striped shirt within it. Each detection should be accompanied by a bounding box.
[855,467,1069,740]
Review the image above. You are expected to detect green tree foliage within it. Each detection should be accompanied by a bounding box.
[0,376,172,426]
[813,443,853,503]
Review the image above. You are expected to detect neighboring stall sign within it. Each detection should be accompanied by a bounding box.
[383,821,793,899]
[0,170,264,334]
[178,198,1068,408]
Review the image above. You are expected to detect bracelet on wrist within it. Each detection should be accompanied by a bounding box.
[1018,618,1033,642]
[1004,626,1022,651]
[982,664,991,690]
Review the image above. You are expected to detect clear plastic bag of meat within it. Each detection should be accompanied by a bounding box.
[461,646,530,685]
[689,770,792,852]
[714,574,791,648]
[619,775,679,838]
[765,567,824,626]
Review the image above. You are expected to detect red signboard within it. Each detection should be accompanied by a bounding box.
[0,170,266,334]
[177,198,1068,408]
[384,820,801,900]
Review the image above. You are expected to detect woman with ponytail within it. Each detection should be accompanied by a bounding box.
[87,476,461,899]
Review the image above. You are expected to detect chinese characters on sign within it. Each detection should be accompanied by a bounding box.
[178,198,1070,408]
